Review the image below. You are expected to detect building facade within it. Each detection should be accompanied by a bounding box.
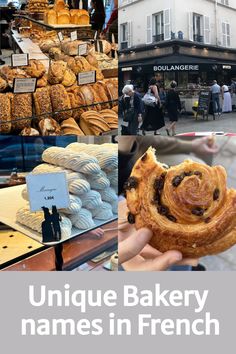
[119,0,236,98]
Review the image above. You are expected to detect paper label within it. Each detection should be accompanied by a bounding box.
[26,172,70,212]
[78,43,88,56]
[78,70,96,85]
[58,31,64,42]
[70,31,77,41]
[13,78,37,93]
[11,53,29,67]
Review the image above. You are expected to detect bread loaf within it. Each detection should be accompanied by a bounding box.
[61,117,85,135]
[33,87,52,118]
[58,10,70,24]
[38,117,61,135]
[0,93,11,133]
[50,84,72,121]
[11,94,32,131]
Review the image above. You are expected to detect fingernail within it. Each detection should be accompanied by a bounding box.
[173,251,183,261]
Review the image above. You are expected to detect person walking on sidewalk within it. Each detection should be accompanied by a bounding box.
[141,78,165,136]
[165,81,181,136]
[211,80,221,117]
[222,83,232,113]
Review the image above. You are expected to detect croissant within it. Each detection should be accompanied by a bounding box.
[124,147,236,258]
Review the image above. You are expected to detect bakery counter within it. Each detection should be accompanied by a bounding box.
[1,220,117,271]
[11,29,50,69]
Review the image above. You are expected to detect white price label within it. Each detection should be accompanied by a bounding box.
[26,172,70,212]
[58,31,64,42]
[78,43,88,56]
[70,31,77,41]
[13,78,37,93]
[11,53,29,67]
[78,71,96,85]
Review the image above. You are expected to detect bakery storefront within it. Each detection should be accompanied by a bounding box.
[119,40,236,111]
[0,136,118,271]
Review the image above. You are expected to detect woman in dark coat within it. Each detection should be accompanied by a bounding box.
[89,0,106,32]
[120,85,143,135]
[142,78,165,135]
[166,81,181,136]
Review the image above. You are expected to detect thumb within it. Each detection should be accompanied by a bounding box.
[119,228,153,264]
[145,250,183,271]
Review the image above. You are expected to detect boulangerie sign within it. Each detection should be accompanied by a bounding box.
[26,172,70,212]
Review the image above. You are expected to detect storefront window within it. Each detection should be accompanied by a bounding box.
[164,72,175,89]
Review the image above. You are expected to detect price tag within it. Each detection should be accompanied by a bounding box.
[78,70,96,85]
[26,172,70,212]
[78,43,88,56]
[13,78,37,93]
[70,31,77,41]
[58,31,64,42]
[11,53,29,67]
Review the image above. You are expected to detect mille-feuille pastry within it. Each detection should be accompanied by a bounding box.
[100,187,117,203]
[0,93,11,134]
[50,84,72,121]
[38,117,61,135]
[69,208,95,230]
[61,117,85,135]
[0,76,8,92]
[22,59,46,78]
[91,201,113,220]
[125,147,236,258]
[80,190,103,210]
[11,93,32,131]
[16,206,72,238]
[20,127,40,136]
[33,87,52,118]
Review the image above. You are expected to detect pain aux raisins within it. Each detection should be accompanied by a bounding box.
[194,171,202,177]
[191,207,205,216]
[172,170,202,188]
[127,212,135,224]
[124,176,139,191]
[213,188,220,201]
[153,173,167,192]
[172,175,184,187]
[166,214,177,223]
[158,205,170,216]
[204,217,211,224]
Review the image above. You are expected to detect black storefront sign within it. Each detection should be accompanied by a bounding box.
[153,64,199,72]
[197,91,211,119]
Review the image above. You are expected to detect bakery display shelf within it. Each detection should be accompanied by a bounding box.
[0,229,45,269]
[0,184,118,247]
[14,14,92,31]
[11,29,50,67]
[0,99,119,129]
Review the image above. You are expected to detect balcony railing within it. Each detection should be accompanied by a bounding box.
[193,34,204,43]
[153,33,164,42]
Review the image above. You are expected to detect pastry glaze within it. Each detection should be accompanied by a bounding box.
[125,147,236,257]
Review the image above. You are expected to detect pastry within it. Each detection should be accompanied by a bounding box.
[80,190,103,209]
[33,87,52,118]
[11,93,32,131]
[20,127,40,136]
[62,68,76,87]
[60,194,82,214]
[111,199,118,214]
[86,171,110,190]
[16,206,72,238]
[36,74,48,87]
[125,147,236,258]
[0,93,11,134]
[69,179,91,196]
[61,117,85,135]
[107,169,118,187]
[110,253,118,271]
[91,201,113,220]
[50,84,72,121]
[100,187,117,203]
[69,208,95,229]
[38,117,61,135]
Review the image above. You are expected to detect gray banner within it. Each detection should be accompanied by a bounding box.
[0,272,234,353]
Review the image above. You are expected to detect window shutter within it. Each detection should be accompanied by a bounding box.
[227,23,230,47]
[222,22,227,46]
[146,15,152,44]
[128,21,133,47]
[188,12,193,41]
[204,16,210,44]
[163,8,171,40]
